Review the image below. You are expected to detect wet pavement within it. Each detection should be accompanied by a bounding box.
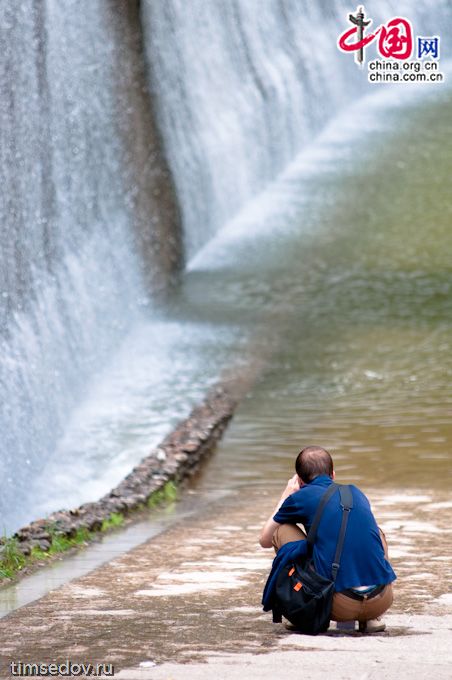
[0,490,224,620]
[0,486,451,678]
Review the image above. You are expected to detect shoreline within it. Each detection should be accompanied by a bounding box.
[0,382,239,588]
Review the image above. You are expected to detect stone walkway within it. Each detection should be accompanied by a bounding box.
[0,488,451,679]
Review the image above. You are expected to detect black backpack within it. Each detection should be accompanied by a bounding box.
[271,483,353,635]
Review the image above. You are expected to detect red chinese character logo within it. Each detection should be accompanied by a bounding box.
[337,6,376,66]
[378,18,413,59]
[338,6,414,66]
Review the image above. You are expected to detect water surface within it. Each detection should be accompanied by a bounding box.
[183,83,452,495]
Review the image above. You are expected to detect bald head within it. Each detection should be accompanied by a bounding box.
[295,446,334,484]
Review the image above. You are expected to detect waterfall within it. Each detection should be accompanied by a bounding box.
[140,0,450,257]
[0,1,181,532]
[0,0,449,533]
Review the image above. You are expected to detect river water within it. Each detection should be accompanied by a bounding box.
[181,81,452,497]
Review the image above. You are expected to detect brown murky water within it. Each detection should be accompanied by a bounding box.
[181,85,452,495]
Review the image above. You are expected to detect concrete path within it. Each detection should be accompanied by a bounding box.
[116,613,452,680]
[0,488,451,679]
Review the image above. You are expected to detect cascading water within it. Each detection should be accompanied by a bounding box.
[0,0,181,532]
[0,0,450,533]
[141,0,450,256]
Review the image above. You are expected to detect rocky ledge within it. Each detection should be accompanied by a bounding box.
[10,384,238,558]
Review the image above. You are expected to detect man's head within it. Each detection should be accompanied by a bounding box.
[295,446,334,484]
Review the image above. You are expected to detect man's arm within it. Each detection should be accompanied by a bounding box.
[259,474,301,548]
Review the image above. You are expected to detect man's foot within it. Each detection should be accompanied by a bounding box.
[359,617,386,633]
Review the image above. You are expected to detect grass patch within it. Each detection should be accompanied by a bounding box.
[48,534,74,554]
[30,547,50,561]
[0,527,97,579]
[0,481,179,583]
[0,536,26,579]
[101,512,125,532]
[45,525,94,555]
[147,480,178,509]
[72,527,92,544]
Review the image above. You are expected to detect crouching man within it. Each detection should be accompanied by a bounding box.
[260,446,396,632]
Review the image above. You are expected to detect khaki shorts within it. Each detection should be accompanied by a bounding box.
[272,523,393,622]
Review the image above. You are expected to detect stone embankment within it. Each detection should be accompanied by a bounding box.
[10,384,237,559]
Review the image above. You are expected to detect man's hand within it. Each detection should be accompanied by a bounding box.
[259,474,301,548]
[281,474,301,499]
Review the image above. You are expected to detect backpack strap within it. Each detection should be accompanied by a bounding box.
[306,482,339,548]
[331,485,353,581]
[306,483,354,581]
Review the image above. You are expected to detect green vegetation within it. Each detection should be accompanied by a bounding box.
[29,527,93,562]
[25,526,96,564]
[147,480,178,508]
[101,512,125,532]
[29,546,50,561]
[0,480,178,583]
[47,526,93,554]
[0,536,26,579]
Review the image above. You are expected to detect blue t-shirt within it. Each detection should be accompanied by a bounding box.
[273,475,396,592]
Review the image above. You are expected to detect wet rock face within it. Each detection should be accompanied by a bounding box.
[0,0,183,532]
[0,0,182,330]
[12,385,237,556]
